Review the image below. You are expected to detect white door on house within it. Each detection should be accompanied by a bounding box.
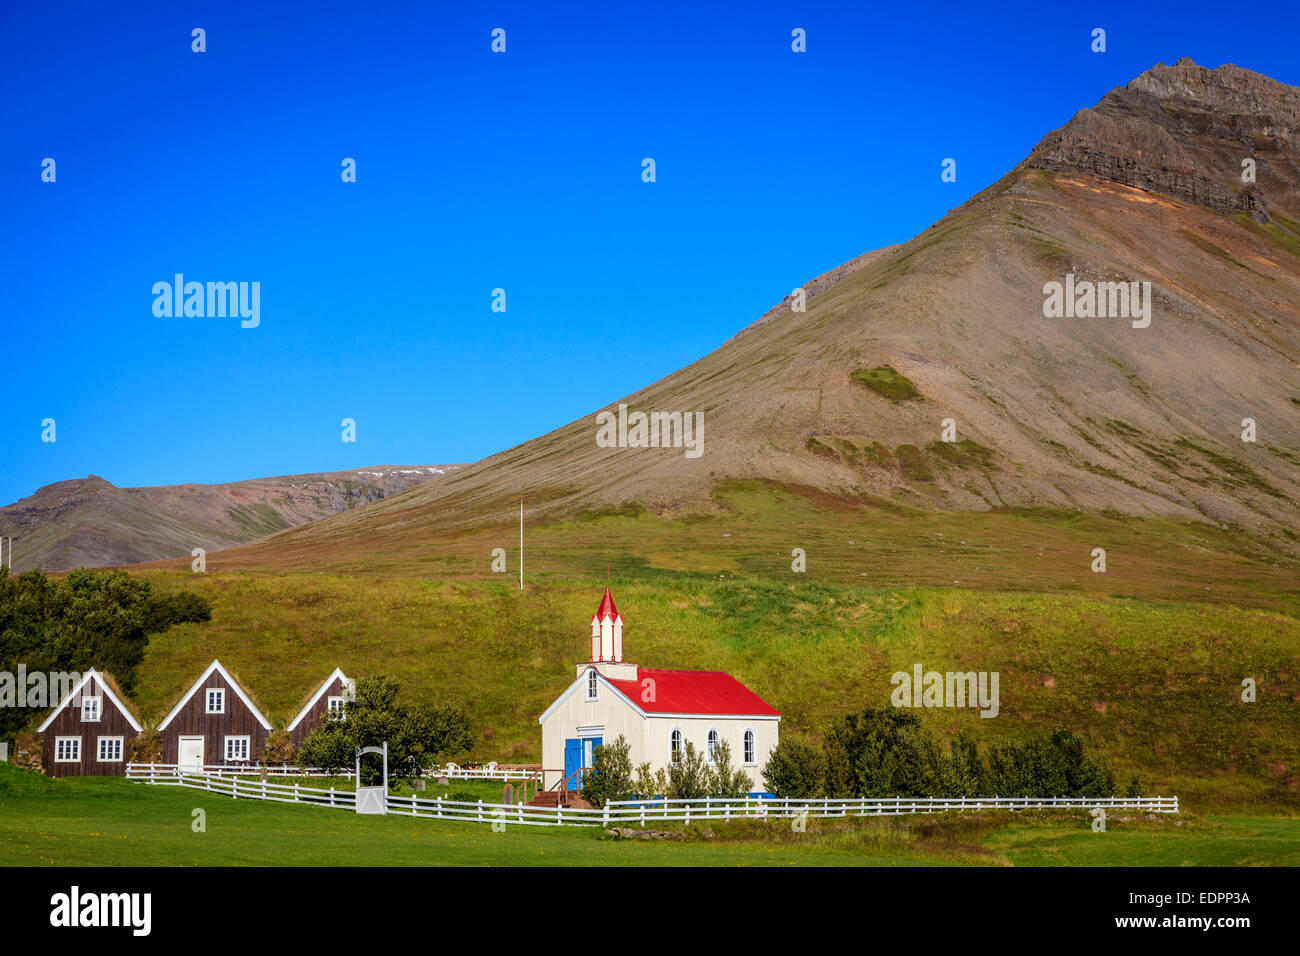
[178,736,204,773]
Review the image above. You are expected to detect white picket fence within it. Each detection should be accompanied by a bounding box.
[126,765,1177,827]
[125,762,538,782]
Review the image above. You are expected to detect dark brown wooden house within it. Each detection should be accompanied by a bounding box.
[286,667,352,749]
[38,669,143,777]
[156,660,272,770]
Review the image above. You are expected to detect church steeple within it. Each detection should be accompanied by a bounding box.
[590,586,624,662]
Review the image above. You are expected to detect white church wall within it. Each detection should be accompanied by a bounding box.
[643,714,779,792]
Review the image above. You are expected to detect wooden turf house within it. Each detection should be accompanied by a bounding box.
[538,587,781,793]
[37,669,143,777]
[157,659,272,770]
[286,667,353,748]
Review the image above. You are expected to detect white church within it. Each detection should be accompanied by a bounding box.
[538,587,781,794]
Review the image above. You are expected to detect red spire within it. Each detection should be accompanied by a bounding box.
[595,586,619,621]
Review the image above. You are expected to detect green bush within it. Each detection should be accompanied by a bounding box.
[705,739,752,798]
[762,737,826,797]
[581,735,636,806]
[667,741,710,800]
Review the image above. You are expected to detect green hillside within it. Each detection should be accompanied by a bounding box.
[126,546,1300,813]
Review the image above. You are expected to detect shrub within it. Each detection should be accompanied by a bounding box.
[581,735,636,806]
[260,729,295,766]
[705,739,752,798]
[986,729,1115,797]
[666,741,710,800]
[633,762,667,799]
[762,737,826,798]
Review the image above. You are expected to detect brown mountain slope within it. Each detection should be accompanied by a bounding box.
[166,60,1300,567]
[0,466,461,571]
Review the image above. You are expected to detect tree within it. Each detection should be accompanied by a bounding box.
[705,739,752,798]
[0,568,211,737]
[986,729,1115,797]
[937,730,986,797]
[633,762,667,799]
[762,737,826,798]
[580,734,636,806]
[666,740,710,800]
[295,674,474,786]
[260,729,295,767]
[823,707,941,797]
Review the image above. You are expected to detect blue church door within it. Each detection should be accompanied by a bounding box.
[564,737,602,790]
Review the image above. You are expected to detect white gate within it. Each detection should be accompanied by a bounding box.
[355,742,388,815]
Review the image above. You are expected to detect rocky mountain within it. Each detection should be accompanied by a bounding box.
[226,59,1296,564]
[0,466,461,571]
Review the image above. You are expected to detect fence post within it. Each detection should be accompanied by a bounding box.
[329,787,335,807]
[438,795,443,818]
[294,782,300,802]
[477,799,484,822]
[604,800,610,828]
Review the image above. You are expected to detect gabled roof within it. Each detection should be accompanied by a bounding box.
[607,668,781,717]
[37,668,143,733]
[286,668,352,731]
[157,659,273,731]
[592,586,619,622]
[538,666,780,724]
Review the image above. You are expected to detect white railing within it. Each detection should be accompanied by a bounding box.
[600,794,1180,824]
[124,762,539,782]
[126,766,1177,827]
[127,765,357,809]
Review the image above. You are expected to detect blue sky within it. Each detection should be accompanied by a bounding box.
[2,0,1297,504]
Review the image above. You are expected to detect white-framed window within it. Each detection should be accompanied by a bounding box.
[670,728,683,763]
[585,670,599,701]
[327,696,345,718]
[205,688,225,714]
[81,696,102,722]
[97,736,124,762]
[706,727,720,765]
[224,736,250,762]
[743,728,756,766]
[54,737,81,762]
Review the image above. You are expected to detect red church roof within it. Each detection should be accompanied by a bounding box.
[593,586,619,621]
[607,668,780,716]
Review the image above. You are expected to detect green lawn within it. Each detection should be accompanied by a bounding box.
[2,767,1296,867]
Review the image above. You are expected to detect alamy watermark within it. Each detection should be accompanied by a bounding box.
[0,666,80,708]
[595,403,703,459]
[152,274,260,328]
[1042,273,1151,329]
[891,663,999,718]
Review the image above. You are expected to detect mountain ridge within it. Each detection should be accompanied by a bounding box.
[0,466,463,571]
[224,59,1297,563]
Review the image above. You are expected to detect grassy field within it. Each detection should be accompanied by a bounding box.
[2,766,1296,867]
[172,482,1300,614]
